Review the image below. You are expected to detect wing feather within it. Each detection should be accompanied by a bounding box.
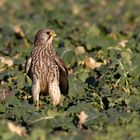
[54,55,69,95]
[25,57,32,76]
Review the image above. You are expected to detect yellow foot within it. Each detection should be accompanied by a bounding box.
[34,101,42,110]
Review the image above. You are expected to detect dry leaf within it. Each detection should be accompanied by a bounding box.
[13,53,20,59]
[77,111,88,129]
[72,4,81,15]
[13,25,25,38]
[118,40,128,47]
[0,67,5,73]
[84,21,90,27]
[0,56,14,67]
[0,90,14,101]
[75,46,86,54]
[0,0,5,7]
[8,121,27,137]
[100,0,107,6]
[85,57,102,69]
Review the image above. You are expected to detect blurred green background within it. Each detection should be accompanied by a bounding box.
[0,0,140,140]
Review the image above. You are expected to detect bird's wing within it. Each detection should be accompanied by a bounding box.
[25,57,32,75]
[54,54,69,95]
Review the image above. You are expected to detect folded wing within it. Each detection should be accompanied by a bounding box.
[54,55,69,95]
[25,57,32,77]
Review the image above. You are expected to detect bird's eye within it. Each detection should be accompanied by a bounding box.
[46,31,50,35]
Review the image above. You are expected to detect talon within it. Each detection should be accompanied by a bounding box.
[34,101,42,110]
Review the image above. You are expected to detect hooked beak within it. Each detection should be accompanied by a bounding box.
[50,31,57,37]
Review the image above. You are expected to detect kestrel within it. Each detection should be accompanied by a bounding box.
[25,29,68,107]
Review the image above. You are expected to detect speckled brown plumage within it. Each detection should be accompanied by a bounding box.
[25,29,68,106]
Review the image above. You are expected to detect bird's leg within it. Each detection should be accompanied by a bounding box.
[35,100,41,110]
[32,79,41,109]
[49,80,61,106]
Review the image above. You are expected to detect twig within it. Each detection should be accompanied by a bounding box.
[118,60,130,93]
[61,49,72,58]
[30,116,54,124]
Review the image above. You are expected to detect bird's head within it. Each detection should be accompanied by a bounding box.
[34,29,56,45]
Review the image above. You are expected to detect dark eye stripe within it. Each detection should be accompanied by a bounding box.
[46,31,50,35]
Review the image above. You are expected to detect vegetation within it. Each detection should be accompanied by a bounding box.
[0,0,140,139]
